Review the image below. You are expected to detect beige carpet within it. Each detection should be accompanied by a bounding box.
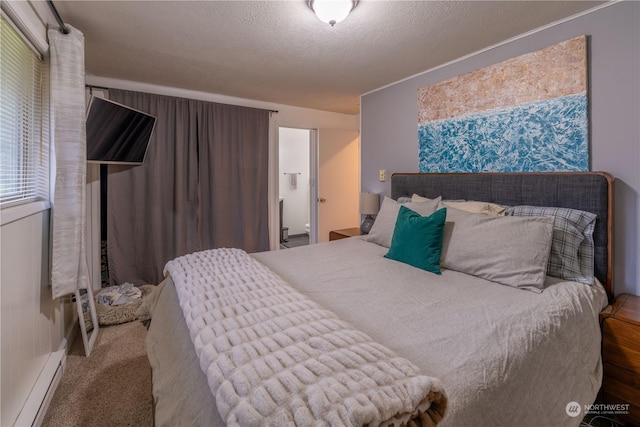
[42,321,153,427]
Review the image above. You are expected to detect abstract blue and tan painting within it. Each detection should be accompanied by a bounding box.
[417,36,588,172]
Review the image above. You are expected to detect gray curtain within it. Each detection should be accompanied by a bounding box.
[106,89,270,285]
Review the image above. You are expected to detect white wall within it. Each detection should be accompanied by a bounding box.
[2,210,52,425]
[85,76,360,131]
[0,209,75,426]
[279,128,310,236]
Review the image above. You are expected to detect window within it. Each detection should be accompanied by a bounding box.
[0,14,47,208]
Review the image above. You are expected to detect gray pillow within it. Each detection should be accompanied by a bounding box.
[365,196,441,248]
[441,208,554,292]
[506,205,596,285]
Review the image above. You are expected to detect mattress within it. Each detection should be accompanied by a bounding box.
[144,236,608,427]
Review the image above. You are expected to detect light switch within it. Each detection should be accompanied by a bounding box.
[379,169,386,182]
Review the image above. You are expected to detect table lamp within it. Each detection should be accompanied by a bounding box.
[359,192,380,234]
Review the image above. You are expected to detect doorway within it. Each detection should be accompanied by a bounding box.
[275,126,360,248]
[278,127,313,249]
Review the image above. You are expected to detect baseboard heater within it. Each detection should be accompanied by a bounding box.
[14,347,66,427]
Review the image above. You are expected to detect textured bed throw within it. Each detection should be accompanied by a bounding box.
[164,248,447,427]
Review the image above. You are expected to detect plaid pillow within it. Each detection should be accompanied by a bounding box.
[506,205,596,285]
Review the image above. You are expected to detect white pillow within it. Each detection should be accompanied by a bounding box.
[365,196,441,248]
[440,208,554,292]
[442,200,506,217]
[411,193,431,203]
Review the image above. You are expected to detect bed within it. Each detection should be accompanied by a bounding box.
[140,172,614,427]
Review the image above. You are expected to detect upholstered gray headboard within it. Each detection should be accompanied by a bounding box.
[391,172,614,300]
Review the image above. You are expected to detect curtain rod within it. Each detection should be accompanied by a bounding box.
[47,0,69,34]
[85,85,279,114]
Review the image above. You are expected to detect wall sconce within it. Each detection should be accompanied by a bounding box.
[308,0,358,26]
[359,192,380,234]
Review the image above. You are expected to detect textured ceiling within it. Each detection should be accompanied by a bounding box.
[52,1,606,114]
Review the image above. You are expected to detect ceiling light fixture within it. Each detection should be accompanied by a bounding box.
[308,0,358,27]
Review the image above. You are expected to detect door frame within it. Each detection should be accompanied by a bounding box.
[272,126,318,249]
[309,129,318,244]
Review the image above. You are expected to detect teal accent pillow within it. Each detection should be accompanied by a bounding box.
[384,206,447,274]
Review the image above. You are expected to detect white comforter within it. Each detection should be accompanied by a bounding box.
[253,237,609,427]
[164,248,446,427]
[146,237,608,427]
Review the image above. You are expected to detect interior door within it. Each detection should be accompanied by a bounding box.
[316,128,360,243]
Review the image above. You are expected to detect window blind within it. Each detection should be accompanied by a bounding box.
[0,15,47,208]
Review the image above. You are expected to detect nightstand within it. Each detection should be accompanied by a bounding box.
[329,227,363,241]
[600,293,640,425]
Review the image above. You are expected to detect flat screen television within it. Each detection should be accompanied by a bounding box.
[86,96,156,164]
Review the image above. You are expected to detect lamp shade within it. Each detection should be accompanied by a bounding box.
[359,193,380,215]
[309,0,356,26]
